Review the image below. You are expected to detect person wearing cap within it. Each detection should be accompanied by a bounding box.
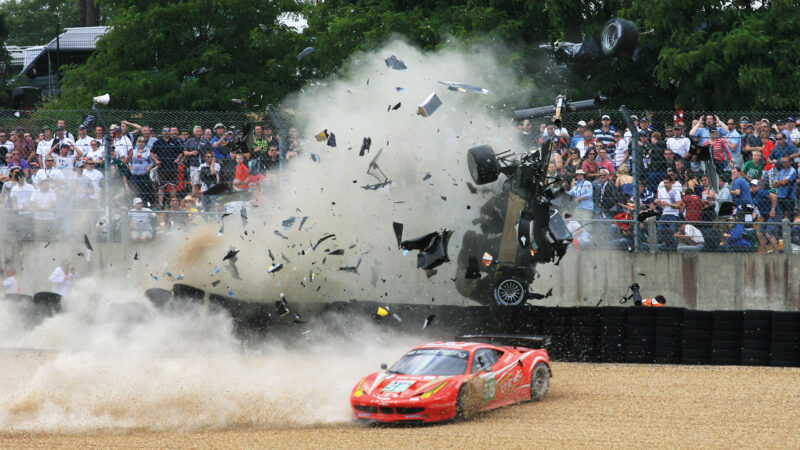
[210,123,232,159]
[35,126,55,167]
[593,114,615,147]
[788,117,800,148]
[108,124,133,165]
[73,124,93,157]
[49,126,76,160]
[665,124,690,160]
[49,260,75,296]
[567,169,594,221]
[730,167,753,207]
[130,197,156,241]
[32,153,65,185]
[575,129,595,158]
[570,121,587,147]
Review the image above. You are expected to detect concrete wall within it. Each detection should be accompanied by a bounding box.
[2,239,799,311]
[535,250,800,311]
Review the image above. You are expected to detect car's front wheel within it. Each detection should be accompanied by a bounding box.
[455,383,479,420]
[467,145,499,185]
[530,362,550,401]
[600,18,638,58]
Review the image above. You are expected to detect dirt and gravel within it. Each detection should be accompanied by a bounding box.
[2,362,797,449]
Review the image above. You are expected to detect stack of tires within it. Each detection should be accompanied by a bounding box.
[770,311,800,367]
[599,307,627,363]
[740,310,772,366]
[655,307,684,364]
[680,310,713,364]
[570,307,601,362]
[626,307,657,363]
[711,311,743,365]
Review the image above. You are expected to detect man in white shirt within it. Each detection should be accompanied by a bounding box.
[74,125,93,156]
[2,267,21,294]
[130,197,156,241]
[0,130,14,151]
[56,119,76,141]
[675,223,705,252]
[666,126,691,160]
[32,155,65,185]
[35,126,56,166]
[50,143,82,179]
[111,124,133,163]
[49,260,74,296]
[656,176,682,250]
[80,159,105,205]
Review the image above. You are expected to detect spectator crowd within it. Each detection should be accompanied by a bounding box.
[0,118,305,242]
[523,112,800,253]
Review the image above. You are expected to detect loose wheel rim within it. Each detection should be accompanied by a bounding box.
[495,279,525,306]
[602,23,620,50]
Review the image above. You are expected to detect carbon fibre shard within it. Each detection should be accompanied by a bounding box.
[400,229,453,271]
[385,55,407,70]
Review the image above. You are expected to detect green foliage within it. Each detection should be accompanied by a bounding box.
[0,0,81,46]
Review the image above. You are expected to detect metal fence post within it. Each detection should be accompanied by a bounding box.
[782,218,793,254]
[647,217,657,253]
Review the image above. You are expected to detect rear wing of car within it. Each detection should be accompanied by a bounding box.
[456,334,551,349]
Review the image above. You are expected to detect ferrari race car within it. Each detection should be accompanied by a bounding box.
[350,335,551,423]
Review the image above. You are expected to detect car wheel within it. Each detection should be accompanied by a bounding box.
[493,277,527,306]
[530,362,550,400]
[467,145,499,185]
[600,18,638,58]
[455,383,479,420]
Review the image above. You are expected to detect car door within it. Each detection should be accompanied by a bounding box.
[471,348,503,409]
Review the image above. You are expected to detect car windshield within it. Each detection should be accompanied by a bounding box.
[388,348,469,376]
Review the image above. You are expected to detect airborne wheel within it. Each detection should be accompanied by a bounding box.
[467,145,500,185]
[493,277,527,306]
[600,18,638,58]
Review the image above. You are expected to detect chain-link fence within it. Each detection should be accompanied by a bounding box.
[519,109,800,253]
[1,108,799,252]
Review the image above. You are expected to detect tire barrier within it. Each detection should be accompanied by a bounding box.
[318,301,800,368]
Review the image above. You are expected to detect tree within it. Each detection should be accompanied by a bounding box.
[0,0,81,46]
[50,0,305,110]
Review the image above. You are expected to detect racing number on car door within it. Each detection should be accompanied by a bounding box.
[472,349,502,405]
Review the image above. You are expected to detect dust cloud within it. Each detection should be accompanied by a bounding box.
[0,38,533,432]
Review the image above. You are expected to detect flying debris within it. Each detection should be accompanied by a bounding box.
[268,249,275,262]
[276,296,290,316]
[328,249,345,256]
[529,288,554,300]
[481,252,494,267]
[384,55,407,70]
[268,263,283,273]
[227,286,235,297]
[223,249,239,261]
[312,233,336,250]
[315,129,336,147]
[211,280,221,287]
[274,230,289,239]
[359,137,371,157]
[437,80,490,94]
[240,207,248,228]
[466,182,478,194]
[423,314,436,329]
[417,93,442,117]
[282,216,299,230]
[297,46,316,61]
[400,229,453,271]
[423,172,432,181]
[339,258,362,273]
[376,306,389,317]
[133,251,139,260]
[395,87,404,92]
[310,153,321,163]
[392,222,404,248]
[361,148,392,190]
[465,256,482,279]
[298,216,309,231]
[83,234,93,251]
[391,102,401,111]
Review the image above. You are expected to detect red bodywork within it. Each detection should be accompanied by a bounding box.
[350,341,550,423]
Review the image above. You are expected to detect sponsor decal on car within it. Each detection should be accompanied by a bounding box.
[382,380,415,393]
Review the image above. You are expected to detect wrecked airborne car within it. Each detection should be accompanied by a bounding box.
[350,335,551,423]
[455,137,574,307]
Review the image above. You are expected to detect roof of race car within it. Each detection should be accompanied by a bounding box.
[416,341,503,352]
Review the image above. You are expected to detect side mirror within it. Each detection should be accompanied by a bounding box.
[380,363,387,370]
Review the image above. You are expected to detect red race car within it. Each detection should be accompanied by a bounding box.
[350,335,551,423]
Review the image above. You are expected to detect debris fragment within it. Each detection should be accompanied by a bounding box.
[359,137,371,157]
[400,229,453,271]
[481,252,493,267]
[362,148,391,190]
[282,217,299,230]
[328,249,345,256]
[339,258,362,273]
[423,172,431,181]
[437,80,490,94]
[83,234,94,252]
[211,280,221,287]
[223,249,239,261]
[376,306,389,317]
[274,230,289,239]
[385,55,407,70]
[466,182,478,194]
[240,207,248,228]
[465,256,482,279]
[392,222,404,248]
[312,234,336,250]
[423,314,435,329]
[391,102,401,111]
[417,93,442,117]
[298,216,309,231]
[134,251,139,260]
[268,263,284,273]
